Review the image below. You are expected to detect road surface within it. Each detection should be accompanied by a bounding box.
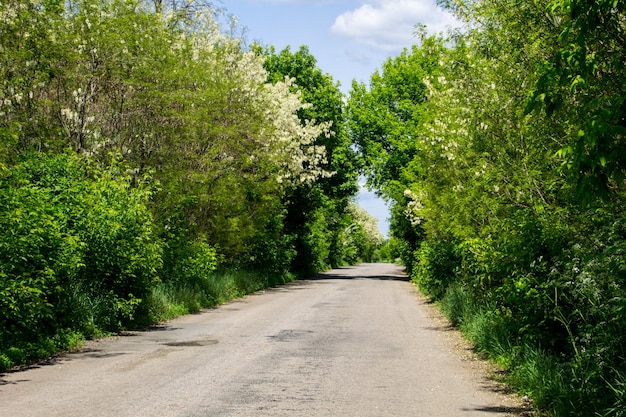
[1,263,527,416]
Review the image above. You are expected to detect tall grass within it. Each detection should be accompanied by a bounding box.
[145,268,295,323]
[438,284,571,415]
[0,267,293,371]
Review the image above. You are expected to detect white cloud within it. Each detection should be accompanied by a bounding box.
[331,0,458,51]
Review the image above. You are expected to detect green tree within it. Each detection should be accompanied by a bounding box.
[0,0,66,157]
[349,1,626,414]
[260,45,361,272]
[347,37,446,265]
[529,0,626,196]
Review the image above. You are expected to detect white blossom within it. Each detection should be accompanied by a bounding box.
[403,189,424,226]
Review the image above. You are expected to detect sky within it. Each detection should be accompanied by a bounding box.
[222,0,459,237]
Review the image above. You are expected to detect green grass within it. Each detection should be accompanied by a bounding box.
[145,268,295,323]
[437,284,571,416]
[0,330,85,371]
[1,267,294,372]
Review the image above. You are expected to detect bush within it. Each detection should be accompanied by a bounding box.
[0,158,82,346]
[412,239,460,300]
[0,153,162,368]
[69,160,162,330]
[433,207,626,417]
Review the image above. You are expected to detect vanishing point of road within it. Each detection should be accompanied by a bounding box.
[1,263,526,416]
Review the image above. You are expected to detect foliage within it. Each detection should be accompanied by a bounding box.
[350,1,626,415]
[347,39,444,265]
[0,0,376,370]
[343,202,385,264]
[0,0,340,266]
[0,153,160,367]
[260,45,364,273]
[376,237,405,263]
[348,42,436,201]
[412,240,459,300]
[529,0,626,196]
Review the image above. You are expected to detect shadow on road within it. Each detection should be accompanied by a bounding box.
[0,377,29,385]
[0,355,63,384]
[306,265,410,282]
[310,273,410,281]
[462,405,533,415]
[422,324,456,332]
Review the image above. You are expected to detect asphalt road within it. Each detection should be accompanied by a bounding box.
[1,263,526,416]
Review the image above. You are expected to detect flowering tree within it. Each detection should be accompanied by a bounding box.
[260,45,363,272]
[350,1,626,415]
[0,0,340,267]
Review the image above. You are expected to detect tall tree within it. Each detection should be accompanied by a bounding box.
[260,45,361,272]
[347,37,446,260]
[349,1,626,414]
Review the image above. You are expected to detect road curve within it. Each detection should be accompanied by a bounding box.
[1,263,526,416]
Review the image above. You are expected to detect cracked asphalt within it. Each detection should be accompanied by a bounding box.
[0,263,527,416]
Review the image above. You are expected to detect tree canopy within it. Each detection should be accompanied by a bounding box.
[0,0,382,370]
[348,1,626,415]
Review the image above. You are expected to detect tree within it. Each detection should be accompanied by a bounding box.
[0,0,375,369]
[260,45,361,272]
[347,37,446,263]
[529,0,626,196]
[348,1,626,414]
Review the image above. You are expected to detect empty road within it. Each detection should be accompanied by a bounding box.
[1,263,526,416]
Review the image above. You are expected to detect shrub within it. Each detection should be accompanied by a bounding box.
[412,239,460,300]
[0,153,162,368]
[0,159,82,346]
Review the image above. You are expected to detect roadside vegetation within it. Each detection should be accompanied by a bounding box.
[0,0,382,371]
[349,1,626,416]
[4,1,624,416]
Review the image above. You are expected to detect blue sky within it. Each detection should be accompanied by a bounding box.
[222,0,458,237]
